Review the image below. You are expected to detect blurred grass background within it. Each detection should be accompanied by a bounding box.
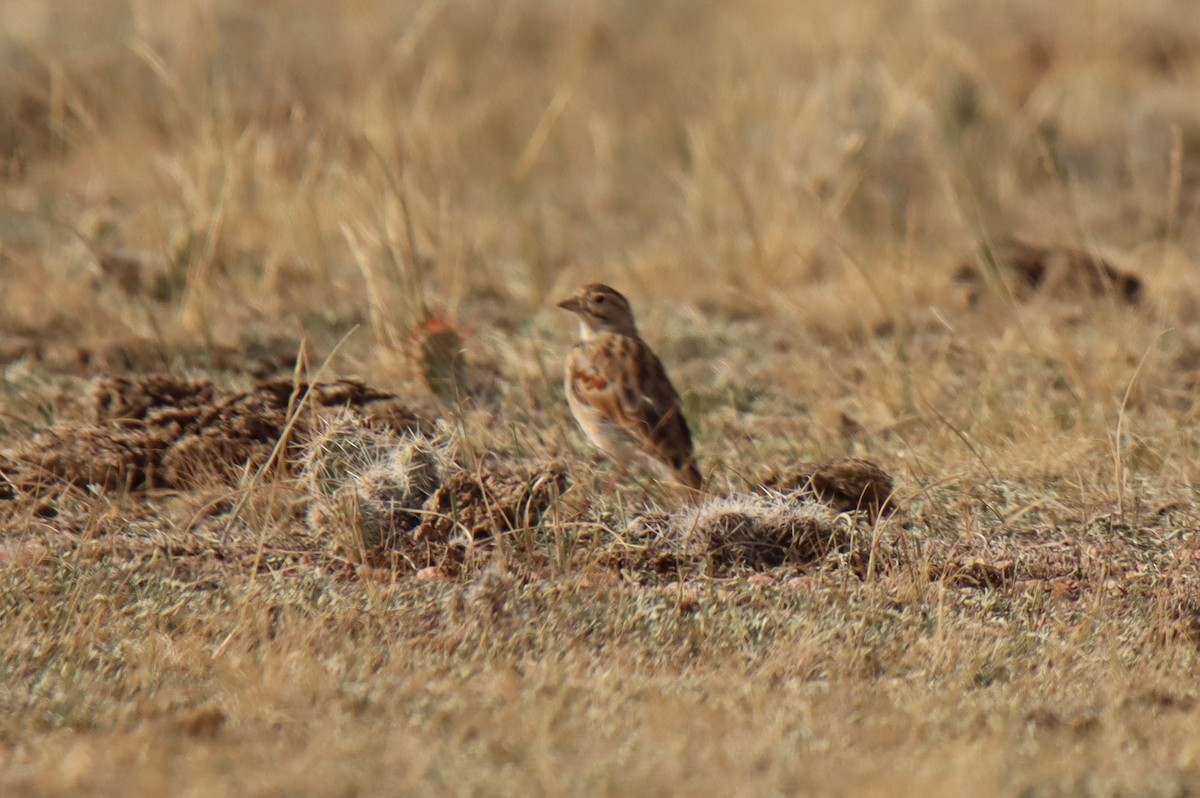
[3,1,1200,795]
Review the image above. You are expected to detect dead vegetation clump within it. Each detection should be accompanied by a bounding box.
[302,415,450,553]
[616,492,878,579]
[388,460,568,573]
[598,459,899,580]
[86,374,219,420]
[675,496,859,575]
[757,457,897,521]
[416,461,568,546]
[300,413,569,569]
[1,374,433,495]
[0,371,570,576]
[956,238,1143,305]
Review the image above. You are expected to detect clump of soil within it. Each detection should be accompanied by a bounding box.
[758,457,897,521]
[1,375,433,495]
[956,238,1143,304]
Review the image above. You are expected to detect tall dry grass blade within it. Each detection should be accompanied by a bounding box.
[1111,328,1170,518]
[220,326,359,547]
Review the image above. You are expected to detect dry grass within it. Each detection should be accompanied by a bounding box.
[3,0,1200,795]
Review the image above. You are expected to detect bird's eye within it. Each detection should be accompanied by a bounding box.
[594,295,606,305]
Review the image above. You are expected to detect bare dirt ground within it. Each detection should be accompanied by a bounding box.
[3,1,1200,795]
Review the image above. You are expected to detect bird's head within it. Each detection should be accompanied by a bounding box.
[556,283,638,337]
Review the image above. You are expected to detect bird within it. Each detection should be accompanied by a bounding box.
[556,283,702,491]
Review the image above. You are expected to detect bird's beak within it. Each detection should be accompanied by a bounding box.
[556,295,583,313]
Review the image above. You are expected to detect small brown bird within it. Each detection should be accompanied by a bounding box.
[557,283,702,491]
